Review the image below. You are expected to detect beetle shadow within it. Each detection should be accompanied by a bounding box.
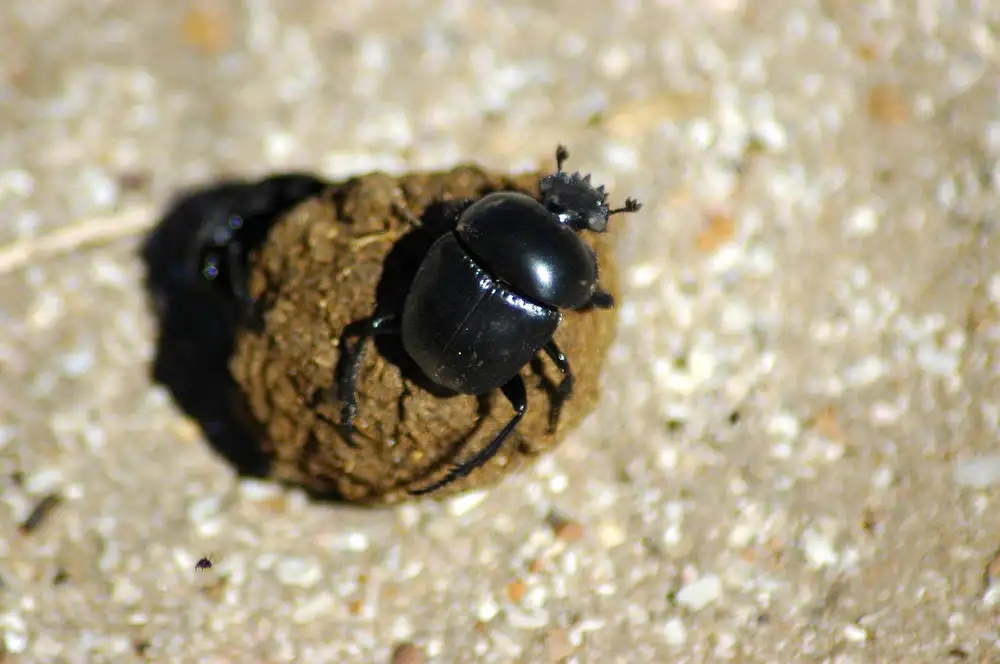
[139,176,323,482]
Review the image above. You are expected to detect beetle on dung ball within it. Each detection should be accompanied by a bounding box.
[336,145,642,495]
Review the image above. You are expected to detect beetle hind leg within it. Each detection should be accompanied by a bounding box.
[410,374,528,495]
[336,312,401,446]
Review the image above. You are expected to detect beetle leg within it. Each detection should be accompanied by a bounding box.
[555,144,569,172]
[337,312,401,446]
[410,374,528,495]
[608,197,642,216]
[541,340,574,433]
[582,288,614,310]
[224,239,254,319]
[590,289,615,309]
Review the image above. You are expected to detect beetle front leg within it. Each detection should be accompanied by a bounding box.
[581,288,614,310]
[337,312,401,446]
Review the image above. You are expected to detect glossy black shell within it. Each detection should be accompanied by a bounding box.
[455,192,598,310]
[401,233,561,395]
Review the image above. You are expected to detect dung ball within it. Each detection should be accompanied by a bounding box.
[229,163,621,504]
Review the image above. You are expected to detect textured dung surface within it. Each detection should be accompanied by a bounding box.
[2,2,1000,663]
[231,166,621,504]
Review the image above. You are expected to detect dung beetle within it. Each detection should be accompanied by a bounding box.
[190,173,328,319]
[338,145,642,495]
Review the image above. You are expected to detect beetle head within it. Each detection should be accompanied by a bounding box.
[538,145,642,233]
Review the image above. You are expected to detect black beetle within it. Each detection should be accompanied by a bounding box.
[337,145,642,495]
[190,173,328,319]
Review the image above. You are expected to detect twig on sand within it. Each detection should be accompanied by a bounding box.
[0,204,156,276]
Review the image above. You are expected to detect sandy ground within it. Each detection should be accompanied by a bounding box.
[2,2,1000,662]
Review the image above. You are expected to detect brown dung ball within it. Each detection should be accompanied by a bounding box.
[229,164,621,505]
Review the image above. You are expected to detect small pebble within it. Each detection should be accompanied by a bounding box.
[446,490,488,517]
[187,495,223,536]
[675,575,722,612]
[596,520,626,548]
[488,626,523,658]
[0,168,34,197]
[275,557,322,588]
[568,617,605,646]
[662,617,688,647]
[767,411,801,439]
[696,212,736,253]
[843,204,879,237]
[843,623,869,643]
[755,118,788,151]
[169,417,203,443]
[506,579,527,603]
[626,604,648,626]
[547,473,569,493]
[476,596,500,623]
[553,519,585,543]
[24,467,64,494]
[391,642,425,664]
[238,478,284,502]
[397,505,421,529]
[390,616,415,641]
[801,528,839,568]
[292,593,335,624]
[506,606,550,630]
[112,577,143,606]
[544,628,574,663]
[0,611,28,654]
[319,531,371,552]
[713,632,737,658]
[954,456,1000,488]
[599,45,632,79]
[628,263,661,288]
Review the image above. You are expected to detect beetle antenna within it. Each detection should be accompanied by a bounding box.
[609,197,642,216]
[555,144,569,173]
